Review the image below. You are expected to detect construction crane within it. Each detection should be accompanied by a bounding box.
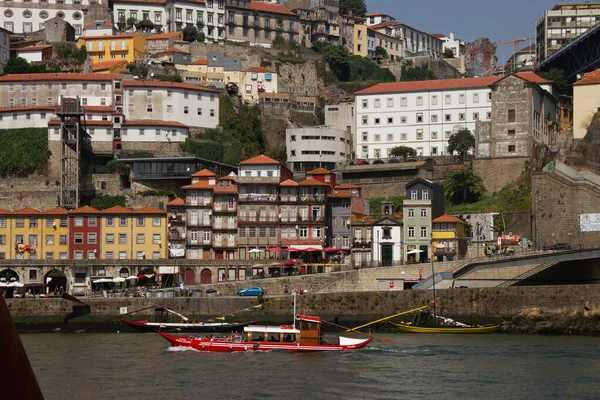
[495,32,529,72]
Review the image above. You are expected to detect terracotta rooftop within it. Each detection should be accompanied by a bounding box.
[250,0,295,16]
[239,154,280,165]
[70,205,100,214]
[355,77,501,95]
[306,167,330,175]
[280,179,299,187]
[0,106,56,113]
[181,181,214,190]
[574,69,600,86]
[0,73,120,82]
[85,19,113,28]
[15,45,52,52]
[433,214,467,224]
[214,183,238,194]
[329,191,352,198]
[101,205,133,214]
[0,208,12,215]
[91,59,128,72]
[298,178,329,186]
[191,169,217,177]
[147,31,181,40]
[134,206,164,214]
[245,66,276,73]
[49,119,113,126]
[12,207,40,215]
[189,59,208,65]
[514,72,551,84]
[122,80,219,93]
[167,197,185,206]
[41,207,69,215]
[365,11,394,17]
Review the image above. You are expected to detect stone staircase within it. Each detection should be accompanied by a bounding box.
[496,261,558,288]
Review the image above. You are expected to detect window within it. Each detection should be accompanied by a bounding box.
[184,106,189,114]
[362,116,368,125]
[74,233,83,244]
[119,233,127,244]
[508,109,516,122]
[400,97,407,107]
[508,144,516,152]
[375,118,380,125]
[136,216,145,227]
[106,216,114,227]
[374,134,381,142]
[119,217,127,227]
[401,117,407,124]
[416,96,423,106]
[410,190,418,200]
[431,114,438,122]
[407,209,415,218]
[167,105,173,113]
[416,113,423,123]
[119,251,127,260]
[459,93,465,104]
[420,208,427,217]
[473,112,479,120]
[147,104,153,112]
[60,235,67,245]
[374,99,380,108]
[445,114,451,122]
[508,129,516,135]
[362,132,368,141]
[416,130,423,140]
[445,95,451,105]
[106,233,114,244]
[387,117,393,124]
[420,227,428,238]
[74,251,83,260]
[486,112,492,119]
[431,95,438,105]
[387,134,394,141]
[88,216,97,227]
[153,233,161,244]
[408,227,415,237]
[136,233,145,244]
[74,217,83,227]
[210,109,215,117]
[299,227,308,239]
[153,216,161,227]
[422,190,429,200]
[473,93,480,103]
[387,98,394,107]
[88,233,97,245]
[459,113,465,121]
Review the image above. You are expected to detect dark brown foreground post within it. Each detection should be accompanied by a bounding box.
[0,295,44,399]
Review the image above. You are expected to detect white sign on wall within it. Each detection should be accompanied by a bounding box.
[580,214,600,232]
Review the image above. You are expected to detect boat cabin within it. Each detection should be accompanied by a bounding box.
[244,314,322,344]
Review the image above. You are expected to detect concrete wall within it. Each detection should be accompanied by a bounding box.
[0,175,60,211]
[473,157,530,195]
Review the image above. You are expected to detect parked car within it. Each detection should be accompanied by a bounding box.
[547,243,572,251]
[237,286,264,296]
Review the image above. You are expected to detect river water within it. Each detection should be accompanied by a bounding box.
[21,332,600,400]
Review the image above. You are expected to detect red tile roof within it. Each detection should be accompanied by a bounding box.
[245,66,276,73]
[15,45,52,52]
[250,0,295,16]
[85,19,114,28]
[49,119,113,126]
[306,168,330,175]
[214,183,238,194]
[100,205,133,214]
[365,11,393,17]
[0,208,11,215]
[0,73,120,82]
[122,80,219,93]
[191,169,217,177]
[134,206,165,214]
[0,106,56,113]
[167,197,185,206]
[239,154,280,165]
[41,207,69,215]
[280,179,299,187]
[433,214,467,224]
[298,178,329,186]
[355,77,501,95]
[123,120,188,128]
[181,181,214,190]
[147,31,182,40]
[82,106,116,113]
[514,72,551,84]
[574,69,600,86]
[430,33,446,39]
[157,47,191,55]
[91,59,128,72]
[79,33,139,40]
[329,191,352,198]
[12,207,40,215]
[70,205,100,214]
[189,59,208,65]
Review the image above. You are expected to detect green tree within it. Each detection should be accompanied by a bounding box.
[126,17,137,31]
[444,169,486,205]
[0,128,50,176]
[3,57,33,74]
[183,25,199,42]
[539,68,568,94]
[447,128,475,160]
[76,45,88,63]
[90,195,127,210]
[339,0,367,17]
[136,19,154,31]
[443,48,454,58]
[401,61,435,81]
[390,145,417,161]
[375,46,388,58]
[197,31,206,43]
[117,18,127,32]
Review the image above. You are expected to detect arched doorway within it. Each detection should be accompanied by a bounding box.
[184,269,195,286]
[45,270,67,295]
[119,268,132,288]
[0,269,20,283]
[0,269,21,298]
[200,268,212,284]
[138,269,156,287]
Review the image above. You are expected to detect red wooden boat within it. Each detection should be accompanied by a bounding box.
[157,314,373,352]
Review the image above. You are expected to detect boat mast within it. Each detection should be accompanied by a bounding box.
[293,291,297,329]
[431,255,437,325]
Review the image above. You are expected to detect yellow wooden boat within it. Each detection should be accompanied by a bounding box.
[390,321,502,334]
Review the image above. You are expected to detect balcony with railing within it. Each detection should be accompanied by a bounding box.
[279,194,298,202]
[298,194,326,203]
[187,218,212,227]
[212,222,238,230]
[352,240,372,249]
[168,214,186,224]
[212,240,238,248]
[213,203,237,212]
[238,216,279,223]
[238,193,278,202]
[186,199,213,207]
[187,238,212,246]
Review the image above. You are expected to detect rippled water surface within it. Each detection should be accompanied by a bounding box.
[21,332,600,400]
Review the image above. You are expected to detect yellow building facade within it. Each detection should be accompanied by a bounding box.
[131,207,168,260]
[432,214,468,261]
[40,207,70,260]
[101,206,135,260]
[353,24,368,57]
[77,34,147,64]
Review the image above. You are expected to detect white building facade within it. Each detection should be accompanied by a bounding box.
[0,27,10,73]
[122,80,220,128]
[435,32,463,57]
[372,217,403,267]
[0,0,96,36]
[355,77,499,159]
[286,126,352,172]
